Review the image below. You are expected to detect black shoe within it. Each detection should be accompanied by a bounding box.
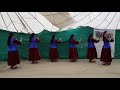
[90,60,96,63]
[107,62,111,65]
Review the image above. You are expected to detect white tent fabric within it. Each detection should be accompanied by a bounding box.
[0,12,120,34]
[0,12,59,33]
[65,12,120,30]
[40,12,75,29]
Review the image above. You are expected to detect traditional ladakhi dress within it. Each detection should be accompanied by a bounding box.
[49,40,60,62]
[100,37,114,64]
[69,39,79,62]
[29,37,40,62]
[8,37,21,67]
[87,37,99,62]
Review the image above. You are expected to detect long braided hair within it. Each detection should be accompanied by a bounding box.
[29,33,35,43]
[51,35,55,44]
[69,34,74,44]
[88,34,93,43]
[103,31,107,41]
[7,32,14,46]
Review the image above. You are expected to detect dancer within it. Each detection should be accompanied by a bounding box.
[87,34,99,63]
[49,35,61,62]
[69,34,80,62]
[100,31,114,65]
[29,33,40,64]
[7,32,22,69]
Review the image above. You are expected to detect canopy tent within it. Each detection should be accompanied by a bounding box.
[0,12,120,33]
[0,12,120,60]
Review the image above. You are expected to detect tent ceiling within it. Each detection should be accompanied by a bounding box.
[66,12,120,30]
[0,12,120,34]
[40,12,75,28]
[0,12,59,33]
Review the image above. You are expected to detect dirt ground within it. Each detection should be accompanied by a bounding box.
[0,59,120,78]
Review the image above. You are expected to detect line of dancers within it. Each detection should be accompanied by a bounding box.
[7,31,114,69]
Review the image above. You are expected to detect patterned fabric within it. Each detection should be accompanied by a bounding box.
[103,42,110,48]
[103,38,110,48]
[88,37,95,48]
[50,40,57,48]
[29,37,37,48]
[8,37,17,52]
[70,39,76,48]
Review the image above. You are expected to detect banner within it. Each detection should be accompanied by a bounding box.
[94,29,115,58]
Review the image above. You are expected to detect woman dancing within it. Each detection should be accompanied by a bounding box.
[87,34,99,63]
[49,35,61,62]
[7,32,22,69]
[69,34,80,62]
[29,33,40,64]
[100,31,114,65]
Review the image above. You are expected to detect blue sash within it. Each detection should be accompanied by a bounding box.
[70,39,76,48]
[29,37,37,48]
[103,38,110,48]
[8,38,17,52]
[50,40,57,48]
[88,38,95,48]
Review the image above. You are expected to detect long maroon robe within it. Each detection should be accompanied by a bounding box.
[8,40,21,66]
[49,40,60,61]
[100,38,114,63]
[29,38,40,61]
[87,38,99,61]
[69,39,79,62]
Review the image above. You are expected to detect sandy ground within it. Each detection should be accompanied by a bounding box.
[0,59,120,78]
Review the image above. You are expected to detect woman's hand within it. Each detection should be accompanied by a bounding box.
[20,37,22,42]
[111,38,114,41]
[79,38,82,42]
[99,37,102,41]
[36,37,40,41]
[59,38,62,41]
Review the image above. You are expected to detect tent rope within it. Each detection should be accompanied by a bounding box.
[22,17,35,19]
[104,12,117,29]
[89,15,91,21]
[34,12,37,18]
[16,12,34,33]
[7,22,12,27]
[95,12,110,28]
[115,12,120,30]
[83,12,102,25]
[68,12,92,29]
[0,12,9,31]
[55,12,83,26]
[28,12,47,30]
[6,12,19,32]
[15,12,29,33]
